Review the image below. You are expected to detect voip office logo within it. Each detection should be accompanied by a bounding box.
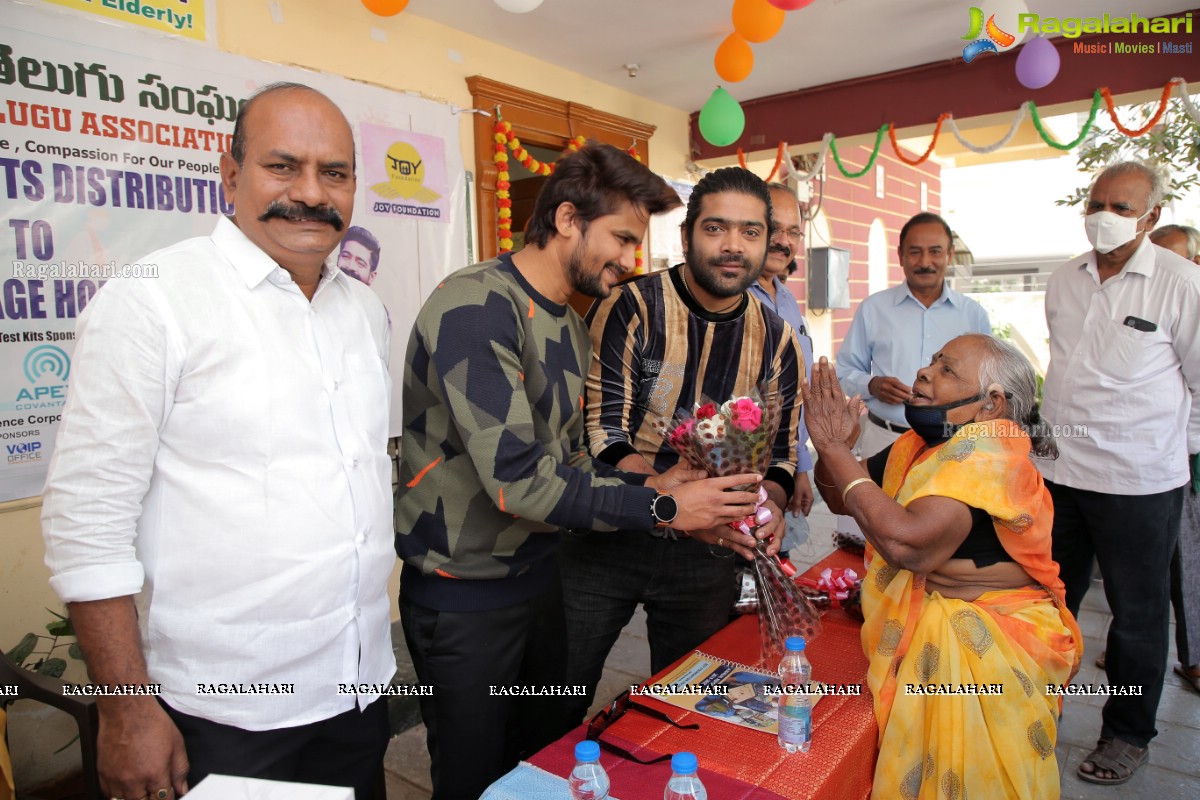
[961,6,1017,62]
[24,345,71,384]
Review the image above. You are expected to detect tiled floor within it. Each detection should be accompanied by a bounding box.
[384,500,1200,798]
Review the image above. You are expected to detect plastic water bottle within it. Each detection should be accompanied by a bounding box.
[569,740,610,800]
[664,751,707,800]
[778,635,813,753]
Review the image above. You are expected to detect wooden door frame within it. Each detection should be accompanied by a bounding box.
[467,76,657,262]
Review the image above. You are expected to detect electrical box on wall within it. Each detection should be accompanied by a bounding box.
[809,247,850,309]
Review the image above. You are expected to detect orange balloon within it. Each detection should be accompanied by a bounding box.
[361,0,409,16]
[732,0,785,43]
[714,33,754,83]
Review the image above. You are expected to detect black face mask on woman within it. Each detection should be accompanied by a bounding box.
[903,394,985,446]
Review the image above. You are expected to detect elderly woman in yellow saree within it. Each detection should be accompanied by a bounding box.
[805,334,1082,800]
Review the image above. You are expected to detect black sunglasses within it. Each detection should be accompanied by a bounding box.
[585,690,699,765]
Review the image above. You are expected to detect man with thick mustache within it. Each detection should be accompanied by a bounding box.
[749,183,815,545]
[43,83,394,799]
[837,212,990,459]
[559,167,803,725]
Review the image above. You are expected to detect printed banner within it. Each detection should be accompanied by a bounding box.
[364,125,449,223]
[41,0,210,42]
[0,4,467,501]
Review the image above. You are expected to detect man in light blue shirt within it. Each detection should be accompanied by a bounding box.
[749,183,813,549]
[836,212,991,458]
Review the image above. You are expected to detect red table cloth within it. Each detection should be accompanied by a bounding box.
[528,549,878,799]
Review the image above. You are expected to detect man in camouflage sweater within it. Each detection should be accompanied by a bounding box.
[395,144,766,799]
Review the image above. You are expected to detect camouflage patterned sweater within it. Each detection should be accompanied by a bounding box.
[395,254,657,611]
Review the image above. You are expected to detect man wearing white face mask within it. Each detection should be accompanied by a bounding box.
[1040,160,1200,786]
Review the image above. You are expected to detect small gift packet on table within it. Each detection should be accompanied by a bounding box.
[797,566,865,622]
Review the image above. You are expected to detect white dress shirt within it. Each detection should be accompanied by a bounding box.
[1039,238,1200,495]
[836,282,992,426]
[42,217,395,729]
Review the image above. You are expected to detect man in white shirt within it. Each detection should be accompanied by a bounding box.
[1040,161,1200,785]
[41,83,394,800]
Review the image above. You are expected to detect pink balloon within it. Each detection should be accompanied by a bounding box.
[767,0,815,9]
[1015,35,1060,90]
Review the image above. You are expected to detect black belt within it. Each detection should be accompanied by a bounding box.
[868,411,910,434]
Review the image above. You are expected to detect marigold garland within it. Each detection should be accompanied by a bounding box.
[493,120,514,251]
[493,120,644,262]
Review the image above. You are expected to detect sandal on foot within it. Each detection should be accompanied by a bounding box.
[1174,663,1200,694]
[1095,651,1106,670]
[1077,737,1148,785]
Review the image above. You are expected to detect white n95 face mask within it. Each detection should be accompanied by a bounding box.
[1084,209,1148,254]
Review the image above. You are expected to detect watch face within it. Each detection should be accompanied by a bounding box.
[654,494,678,524]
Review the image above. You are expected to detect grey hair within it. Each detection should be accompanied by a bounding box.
[967,334,1058,459]
[1090,160,1169,212]
[1150,224,1200,260]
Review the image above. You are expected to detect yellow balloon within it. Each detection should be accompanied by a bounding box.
[361,0,409,17]
[714,33,754,83]
[732,0,785,44]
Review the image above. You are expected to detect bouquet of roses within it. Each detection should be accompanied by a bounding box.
[655,389,782,488]
[655,389,821,661]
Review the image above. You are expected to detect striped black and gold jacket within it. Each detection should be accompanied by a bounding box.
[585,265,803,499]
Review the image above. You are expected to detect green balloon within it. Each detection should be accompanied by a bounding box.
[699,87,745,147]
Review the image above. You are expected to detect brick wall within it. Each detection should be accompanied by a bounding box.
[812,143,940,355]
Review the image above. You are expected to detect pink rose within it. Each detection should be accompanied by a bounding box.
[728,397,763,432]
[668,418,696,449]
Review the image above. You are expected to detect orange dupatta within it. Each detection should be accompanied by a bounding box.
[860,419,1083,799]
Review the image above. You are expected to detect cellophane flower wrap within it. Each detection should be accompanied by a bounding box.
[654,389,821,662]
[754,546,822,661]
[655,389,782,488]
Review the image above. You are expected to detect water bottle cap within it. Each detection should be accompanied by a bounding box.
[671,751,698,774]
[785,636,807,651]
[575,740,600,762]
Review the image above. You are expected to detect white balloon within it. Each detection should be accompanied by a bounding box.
[987,0,1031,48]
[494,0,544,12]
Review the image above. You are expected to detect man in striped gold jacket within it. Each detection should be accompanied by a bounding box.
[560,167,804,725]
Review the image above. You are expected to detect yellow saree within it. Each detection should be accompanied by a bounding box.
[861,419,1082,800]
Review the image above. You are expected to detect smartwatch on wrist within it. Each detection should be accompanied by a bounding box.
[650,493,679,526]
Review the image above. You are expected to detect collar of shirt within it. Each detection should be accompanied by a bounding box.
[896,280,955,309]
[1078,235,1156,285]
[749,278,807,336]
[213,216,346,296]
